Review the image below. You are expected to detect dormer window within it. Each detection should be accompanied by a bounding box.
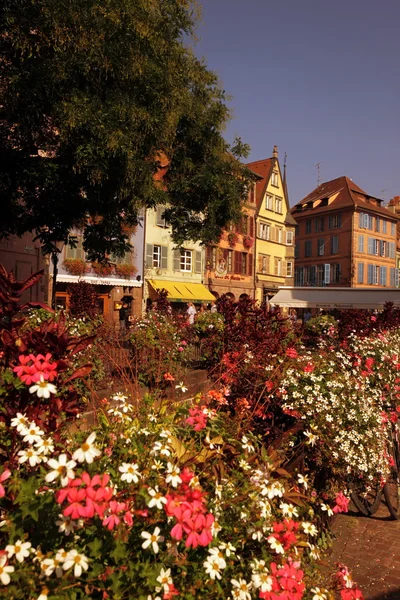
[320,197,329,206]
[306,201,314,210]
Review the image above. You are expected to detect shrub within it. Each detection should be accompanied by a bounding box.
[68,281,98,319]
[227,232,238,247]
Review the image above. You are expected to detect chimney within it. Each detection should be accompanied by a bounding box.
[272,145,278,159]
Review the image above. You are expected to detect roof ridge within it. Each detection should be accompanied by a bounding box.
[246,158,273,166]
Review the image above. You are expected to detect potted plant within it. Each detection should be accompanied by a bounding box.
[242,234,254,249]
[91,261,114,277]
[227,231,239,248]
[63,258,87,276]
[115,263,138,278]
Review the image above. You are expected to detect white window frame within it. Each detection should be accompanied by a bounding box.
[259,222,270,240]
[275,197,283,213]
[286,231,293,245]
[278,229,283,244]
[265,194,273,210]
[271,171,279,187]
[153,245,161,268]
[180,249,192,272]
[287,261,293,277]
[275,258,282,276]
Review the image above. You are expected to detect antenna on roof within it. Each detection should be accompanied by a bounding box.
[380,188,387,201]
[315,162,322,187]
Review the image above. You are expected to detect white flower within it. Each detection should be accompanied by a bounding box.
[151,460,164,471]
[151,441,171,457]
[211,520,222,538]
[37,588,49,600]
[175,382,188,393]
[203,556,224,580]
[35,437,54,455]
[10,413,29,433]
[18,448,43,467]
[302,522,318,536]
[45,454,77,487]
[238,459,251,471]
[6,540,32,563]
[165,463,182,488]
[297,473,309,490]
[119,462,141,484]
[207,547,227,568]
[231,578,252,600]
[29,376,57,399]
[141,527,163,554]
[41,557,63,577]
[62,550,89,577]
[149,413,158,422]
[112,392,128,402]
[320,503,334,517]
[219,542,236,557]
[311,587,328,600]
[148,487,167,510]
[304,430,319,446]
[252,571,273,593]
[0,554,14,585]
[251,529,264,542]
[308,543,321,560]
[241,436,255,452]
[267,535,284,554]
[72,432,101,464]
[22,423,44,444]
[280,503,299,518]
[156,568,173,592]
[56,515,84,536]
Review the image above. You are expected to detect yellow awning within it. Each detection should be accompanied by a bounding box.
[149,280,215,303]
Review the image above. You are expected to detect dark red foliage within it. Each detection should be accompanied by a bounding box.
[67,281,98,318]
[336,303,400,340]
[153,288,172,316]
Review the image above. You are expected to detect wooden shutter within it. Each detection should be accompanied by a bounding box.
[195,251,202,273]
[234,251,241,274]
[249,217,254,238]
[270,227,275,242]
[146,244,153,268]
[173,249,181,271]
[248,254,253,277]
[258,255,263,272]
[161,246,168,269]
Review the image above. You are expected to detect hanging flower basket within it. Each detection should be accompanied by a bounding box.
[243,235,254,249]
[115,263,138,279]
[91,262,114,277]
[63,258,88,276]
[227,232,239,248]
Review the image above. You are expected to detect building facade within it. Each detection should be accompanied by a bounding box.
[144,207,214,308]
[292,176,398,288]
[0,233,47,303]
[247,147,296,304]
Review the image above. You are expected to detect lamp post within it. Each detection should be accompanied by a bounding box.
[50,241,64,310]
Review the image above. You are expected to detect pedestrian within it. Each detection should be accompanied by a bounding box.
[304,310,312,323]
[186,301,196,325]
[210,301,217,313]
[119,302,129,331]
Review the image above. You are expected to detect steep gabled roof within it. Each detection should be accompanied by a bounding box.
[292,176,398,220]
[246,158,273,208]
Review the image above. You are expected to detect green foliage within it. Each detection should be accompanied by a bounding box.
[0,0,253,258]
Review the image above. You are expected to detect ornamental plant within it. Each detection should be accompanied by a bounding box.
[91,262,114,277]
[114,264,138,279]
[63,259,88,277]
[242,235,254,249]
[227,232,239,248]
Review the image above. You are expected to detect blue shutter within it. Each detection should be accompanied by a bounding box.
[390,268,395,287]
[396,269,400,288]
[368,215,373,229]
[367,264,373,284]
[357,263,364,284]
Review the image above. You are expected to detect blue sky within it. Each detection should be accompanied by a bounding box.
[193,0,400,204]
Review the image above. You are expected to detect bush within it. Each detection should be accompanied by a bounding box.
[68,282,98,319]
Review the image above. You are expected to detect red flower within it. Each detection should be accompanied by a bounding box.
[286,348,298,359]
[0,469,11,498]
[333,492,350,514]
[163,372,175,382]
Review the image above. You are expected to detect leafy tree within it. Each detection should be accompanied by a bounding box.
[0,0,253,260]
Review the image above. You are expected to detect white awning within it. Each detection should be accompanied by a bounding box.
[269,287,400,309]
[57,274,142,287]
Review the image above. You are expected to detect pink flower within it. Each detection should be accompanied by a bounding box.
[333,492,350,514]
[286,348,298,359]
[0,469,11,498]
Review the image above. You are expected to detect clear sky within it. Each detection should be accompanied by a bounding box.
[193,0,400,205]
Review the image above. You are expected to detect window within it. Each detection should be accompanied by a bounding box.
[295,267,304,286]
[358,235,364,253]
[271,171,279,186]
[368,215,373,230]
[324,264,331,285]
[373,239,379,256]
[249,184,256,204]
[258,254,270,274]
[306,220,312,234]
[391,222,396,236]
[358,263,364,284]
[328,214,342,229]
[315,217,324,232]
[390,268,399,287]
[305,241,312,257]
[278,229,283,244]
[317,238,325,256]
[382,220,387,234]
[380,240,386,257]
[295,243,300,258]
[227,250,233,273]
[286,261,293,277]
[146,244,167,269]
[310,265,317,285]
[180,250,192,272]
[367,264,374,285]
[275,197,283,213]
[373,265,378,285]
[265,194,273,210]
[242,214,249,234]
[156,206,168,227]
[367,237,374,255]
[259,222,270,240]
[66,235,84,260]
[274,258,282,276]
[286,230,293,245]
[317,265,325,286]
[331,236,339,254]
[380,266,387,286]
[331,263,341,283]
[153,245,161,268]
[389,242,396,258]
[241,253,247,275]
[375,217,380,233]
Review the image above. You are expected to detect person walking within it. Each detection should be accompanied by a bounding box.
[186,301,196,325]
[119,302,129,331]
[210,301,217,313]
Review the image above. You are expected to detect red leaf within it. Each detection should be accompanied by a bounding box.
[64,364,93,383]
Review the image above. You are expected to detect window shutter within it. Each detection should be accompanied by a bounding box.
[173,249,181,271]
[324,264,330,285]
[234,251,241,274]
[195,251,202,273]
[249,217,254,238]
[258,256,263,272]
[146,244,153,268]
[161,246,168,269]
[396,269,399,287]
[270,227,275,242]
[248,254,253,277]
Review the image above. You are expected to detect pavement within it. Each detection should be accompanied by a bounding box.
[330,500,400,600]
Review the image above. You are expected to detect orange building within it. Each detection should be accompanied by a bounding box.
[205,184,258,301]
[291,176,398,288]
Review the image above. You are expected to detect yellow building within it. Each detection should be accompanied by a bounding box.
[144,206,215,310]
[247,146,296,304]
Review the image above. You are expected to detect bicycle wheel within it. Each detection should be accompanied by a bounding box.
[350,481,383,516]
[383,428,400,519]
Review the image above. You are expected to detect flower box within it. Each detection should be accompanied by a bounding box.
[114,263,138,279]
[227,232,239,248]
[242,235,254,249]
[63,258,88,276]
[91,262,114,277]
